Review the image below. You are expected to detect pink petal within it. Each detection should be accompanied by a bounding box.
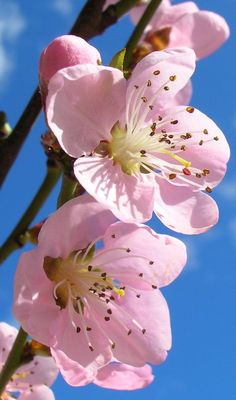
[51,308,112,368]
[14,250,64,346]
[51,349,108,386]
[38,194,115,258]
[74,156,155,222]
[90,287,171,366]
[158,106,230,189]
[94,363,154,390]
[46,64,125,157]
[154,178,219,234]
[126,48,196,124]
[0,323,17,365]
[15,355,58,388]
[170,11,230,59]
[39,35,101,99]
[100,222,187,288]
[18,386,55,400]
[170,80,192,107]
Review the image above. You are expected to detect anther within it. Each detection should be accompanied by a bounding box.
[139,273,143,277]
[142,329,146,335]
[149,261,154,265]
[214,136,219,141]
[141,96,147,103]
[202,169,210,176]
[101,272,107,278]
[181,145,186,151]
[127,329,132,335]
[107,309,112,315]
[169,173,177,180]
[151,122,157,131]
[171,120,178,125]
[205,186,212,193]
[126,248,131,253]
[199,140,203,146]
[88,265,92,272]
[134,85,139,89]
[203,129,208,134]
[104,316,110,321]
[169,75,176,81]
[136,294,141,298]
[186,106,194,113]
[183,168,191,176]
[111,234,116,238]
[140,149,146,155]
[164,86,170,91]
[152,285,157,289]
[149,105,154,110]
[86,327,92,331]
[89,345,94,352]
[196,173,202,178]
[153,70,160,75]
[147,80,152,86]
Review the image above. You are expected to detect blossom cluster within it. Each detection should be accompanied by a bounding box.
[0,0,230,397]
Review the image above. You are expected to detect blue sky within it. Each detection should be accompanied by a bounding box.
[0,0,236,399]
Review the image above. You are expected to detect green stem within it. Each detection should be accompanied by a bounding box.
[0,328,28,396]
[57,174,78,208]
[0,161,61,264]
[124,0,163,71]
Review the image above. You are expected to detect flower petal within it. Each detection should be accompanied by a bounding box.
[39,35,101,100]
[50,349,108,386]
[38,194,115,258]
[158,106,230,189]
[74,156,155,222]
[46,65,125,157]
[18,385,55,400]
[0,323,17,365]
[14,249,64,347]
[154,178,219,234]
[170,11,230,59]
[126,48,196,127]
[94,362,154,390]
[51,308,112,368]
[99,222,187,288]
[15,355,58,388]
[89,287,171,366]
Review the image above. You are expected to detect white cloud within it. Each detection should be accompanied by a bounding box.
[52,0,73,16]
[0,1,26,87]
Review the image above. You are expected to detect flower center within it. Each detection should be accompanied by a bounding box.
[146,27,171,51]
[43,249,125,312]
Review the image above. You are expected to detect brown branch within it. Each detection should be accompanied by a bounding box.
[0,0,139,187]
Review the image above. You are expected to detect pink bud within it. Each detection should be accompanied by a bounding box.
[39,35,101,101]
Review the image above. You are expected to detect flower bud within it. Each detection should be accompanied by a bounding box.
[39,35,102,101]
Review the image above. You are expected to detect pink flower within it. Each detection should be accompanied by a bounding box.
[39,35,101,100]
[46,48,230,234]
[0,322,58,400]
[14,195,187,370]
[52,349,154,390]
[131,1,230,59]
